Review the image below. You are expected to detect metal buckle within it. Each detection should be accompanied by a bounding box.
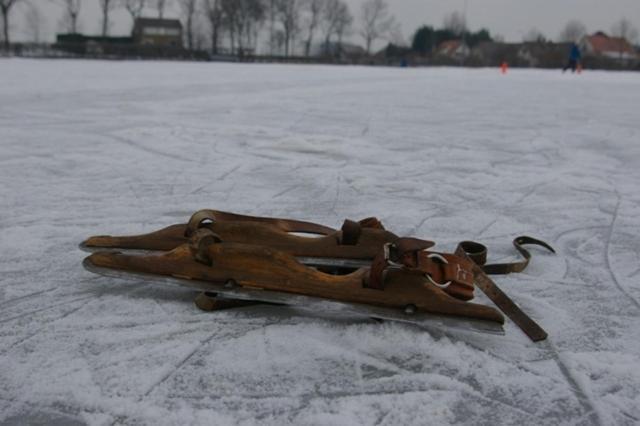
[425,253,452,289]
[383,243,403,267]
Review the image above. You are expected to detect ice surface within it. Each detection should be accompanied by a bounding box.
[1,59,640,425]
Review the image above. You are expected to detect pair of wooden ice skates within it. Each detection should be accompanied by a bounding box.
[82,209,554,341]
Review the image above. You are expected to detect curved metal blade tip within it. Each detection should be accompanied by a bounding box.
[79,241,98,253]
[515,236,556,254]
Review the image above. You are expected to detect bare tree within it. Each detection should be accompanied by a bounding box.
[443,11,466,36]
[318,0,350,55]
[25,9,42,43]
[221,0,238,52]
[267,0,276,54]
[193,20,207,50]
[0,0,22,48]
[123,0,145,23]
[155,0,170,18]
[203,0,222,54]
[301,0,323,56]
[359,0,394,54]
[99,0,117,37]
[611,18,639,60]
[523,28,546,43]
[220,0,264,55]
[178,0,196,49]
[24,1,42,42]
[320,0,345,53]
[57,0,81,33]
[241,0,266,53]
[276,0,300,56]
[334,1,351,47]
[558,20,587,42]
[388,22,404,46]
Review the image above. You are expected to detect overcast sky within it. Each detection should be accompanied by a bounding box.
[10,0,640,47]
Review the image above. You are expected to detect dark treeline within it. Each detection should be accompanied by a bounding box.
[411,26,492,54]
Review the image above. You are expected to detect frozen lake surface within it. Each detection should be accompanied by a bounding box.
[1,59,639,425]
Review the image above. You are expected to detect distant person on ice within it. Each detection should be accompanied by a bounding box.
[563,43,581,73]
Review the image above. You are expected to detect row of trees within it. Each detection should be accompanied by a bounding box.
[58,0,175,37]
[181,0,370,55]
[522,18,638,45]
[149,0,400,55]
[2,1,638,57]
[0,0,401,55]
[410,16,639,59]
[411,11,492,54]
[411,15,639,51]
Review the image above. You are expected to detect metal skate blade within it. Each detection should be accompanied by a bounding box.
[82,258,504,336]
[296,256,371,269]
[79,245,373,270]
[356,305,504,336]
[78,242,96,253]
[78,242,162,255]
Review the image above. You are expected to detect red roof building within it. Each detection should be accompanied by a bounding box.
[435,40,470,59]
[582,32,637,61]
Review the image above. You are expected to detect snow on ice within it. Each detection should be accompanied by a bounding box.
[1,59,639,425]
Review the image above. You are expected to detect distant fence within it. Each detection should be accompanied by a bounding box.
[0,43,353,64]
[220,54,353,65]
[0,43,210,61]
[0,43,362,65]
[1,43,638,71]
[0,43,62,58]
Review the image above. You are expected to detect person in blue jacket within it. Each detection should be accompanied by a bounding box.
[563,43,581,72]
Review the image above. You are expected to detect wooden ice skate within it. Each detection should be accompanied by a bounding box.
[81,209,395,259]
[81,210,555,341]
[84,228,504,325]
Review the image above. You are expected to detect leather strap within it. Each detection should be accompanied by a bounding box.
[455,237,554,342]
[366,237,476,300]
[481,236,555,274]
[367,242,472,292]
[340,220,362,245]
[358,217,385,230]
[367,235,555,340]
[454,237,554,274]
[340,217,387,245]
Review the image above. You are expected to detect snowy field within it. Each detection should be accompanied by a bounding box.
[1,59,640,426]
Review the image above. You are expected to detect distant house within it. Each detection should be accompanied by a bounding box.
[132,18,183,48]
[581,32,637,62]
[56,18,183,50]
[436,40,470,60]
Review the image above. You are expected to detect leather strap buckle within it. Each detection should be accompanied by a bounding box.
[424,253,452,289]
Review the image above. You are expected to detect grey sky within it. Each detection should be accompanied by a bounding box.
[9,0,640,46]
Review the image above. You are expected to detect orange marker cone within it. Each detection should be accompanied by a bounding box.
[500,62,508,74]
[577,63,583,74]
